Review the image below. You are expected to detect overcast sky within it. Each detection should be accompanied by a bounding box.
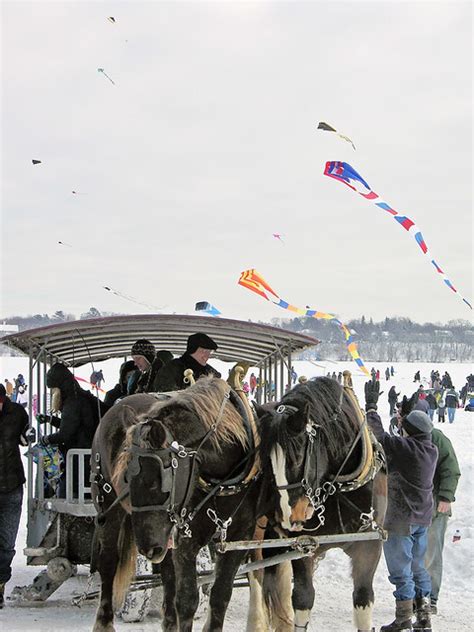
[1,1,472,325]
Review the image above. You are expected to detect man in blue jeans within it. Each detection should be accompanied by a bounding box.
[0,383,32,608]
[365,382,438,632]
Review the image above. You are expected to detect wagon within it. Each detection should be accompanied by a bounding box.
[0,314,319,602]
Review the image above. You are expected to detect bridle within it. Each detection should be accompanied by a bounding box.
[125,423,199,525]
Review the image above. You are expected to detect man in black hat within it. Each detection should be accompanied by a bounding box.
[153,332,221,392]
[364,381,438,632]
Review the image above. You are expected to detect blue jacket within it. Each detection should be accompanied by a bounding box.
[367,410,438,534]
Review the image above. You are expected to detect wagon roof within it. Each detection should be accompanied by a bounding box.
[0,314,318,367]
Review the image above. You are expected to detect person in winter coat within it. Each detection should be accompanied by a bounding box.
[15,385,28,409]
[153,333,221,392]
[364,382,438,632]
[104,360,138,407]
[414,370,421,382]
[385,367,390,381]
[425,428,460,614]
[129,339,163,394]
[437,394,446,423]
[249,373,257,396]
[387,385,400,416]
[414,392,430,415]
[426,392,438,421]
[445,387,459,424]
[3,380,13,399]
[0,383,34,608]
[38,363,107,497]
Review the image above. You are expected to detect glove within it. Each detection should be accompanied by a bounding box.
[36,414,50,424]
[38,435,50,447]
[364,380,381,411]
[400,394,415,418]
[25,427,36,443]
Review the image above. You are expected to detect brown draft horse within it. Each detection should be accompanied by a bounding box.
[89,377,291,632]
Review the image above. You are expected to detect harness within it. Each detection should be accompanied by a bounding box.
[273,385,385,533]
[93,385,261,541]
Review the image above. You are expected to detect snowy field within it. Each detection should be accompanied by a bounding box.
[0,356,472,631]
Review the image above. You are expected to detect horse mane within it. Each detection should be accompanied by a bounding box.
[151,377,249,451]
[111,378,248,488]
[260,377,361,465]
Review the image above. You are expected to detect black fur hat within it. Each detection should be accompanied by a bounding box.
[186,332,218,354]
[130,339,156,364]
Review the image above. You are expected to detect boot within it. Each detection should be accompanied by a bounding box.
[380,599,413,632]
[0,582,5,609]
[413,597,432,631]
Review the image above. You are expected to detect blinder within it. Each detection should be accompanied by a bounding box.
[126,422,198,515]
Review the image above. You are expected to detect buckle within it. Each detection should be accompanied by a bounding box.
[102,482,112,494]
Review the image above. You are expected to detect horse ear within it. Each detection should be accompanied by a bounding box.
[252,402,266,418]
[147,420,167,447]
[286,403,309,436]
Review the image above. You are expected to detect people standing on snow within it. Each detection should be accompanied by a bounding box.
[90,369,105,390]
[466,373,474,390]
[337,371,343,384]
[425,427,460,615]
[3,380,13,399]
[445,387,459,424]
[331,371,337,381]
[290,367,297,385]
[364,382,437,632]
[414,370,421,382]
[249,373,257,396]
[414,392,430,415]
[437,394,446,423]
[441,372,452,389]
[15,385,28,409]
[426,392,438,421]
[388,385,400,416]
[391,365,395,377]
[371,367,376,381]
[385,367,390,381]
[0,383,34,609]
[375,369,380,381]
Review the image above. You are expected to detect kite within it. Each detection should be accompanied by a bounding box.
[58,241,72,247]
[103,285,164,311]
[32,159,42,165]
[273,233,284,244]
[195,301,221,317]
[238,268,370,376]
[107,16,116,23]
[317,122,356,150]
[97,68,116,85]
[75,376,105,394]
[324,161,472,310]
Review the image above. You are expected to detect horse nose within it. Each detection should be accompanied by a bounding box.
[290,520,304,532]
[140,545,164,561]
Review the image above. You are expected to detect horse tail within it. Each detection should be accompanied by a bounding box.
[263,561,294,631]
[112,514,137,610]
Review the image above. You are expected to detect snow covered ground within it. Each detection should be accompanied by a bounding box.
[0,356,472,631]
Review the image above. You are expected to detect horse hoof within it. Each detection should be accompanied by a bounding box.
[92,623,115,632]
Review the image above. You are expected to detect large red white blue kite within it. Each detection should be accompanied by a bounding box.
[324,161,472,310]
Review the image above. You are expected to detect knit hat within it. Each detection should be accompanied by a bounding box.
[130,339,156,364]
[186,332,218,354]
[402,410,433,436]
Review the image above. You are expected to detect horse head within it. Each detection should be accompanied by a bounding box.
[257,395,329,533]
[123,418,195,563]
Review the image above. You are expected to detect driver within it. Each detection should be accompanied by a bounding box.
[153,332,221,392]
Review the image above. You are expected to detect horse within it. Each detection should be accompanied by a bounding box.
[257,376,387,632]
[90,376,291,632]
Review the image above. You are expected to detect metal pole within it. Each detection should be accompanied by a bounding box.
[288,348,292,390]
[280,356,284,398]
[27,347,34,504]
[219,530,385,552]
